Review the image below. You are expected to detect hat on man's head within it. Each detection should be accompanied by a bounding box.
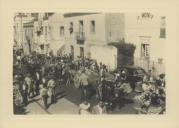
[159,74,165,79]
[14,74,19,79]
[98,101,104,107]
[79,101,90,110]
[115,73,120,77]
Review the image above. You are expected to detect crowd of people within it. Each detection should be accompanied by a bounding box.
[133,73,166,114]
[13,49,166,115]
[13,49,107,113]
[13,50,74,112]
[77,70,165,115]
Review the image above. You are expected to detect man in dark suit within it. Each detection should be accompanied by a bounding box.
[21,82,28,106]
[34,70,41,96]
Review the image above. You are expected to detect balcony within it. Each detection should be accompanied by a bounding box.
[75,32,85,44]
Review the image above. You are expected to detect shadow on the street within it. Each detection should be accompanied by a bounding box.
[56,94,66,101]
[46,94,66,109]
[24,111,30,115]
[13,104,27,115]
[28,98,40,104]
[55,91,65,97]
[55,90,66,102]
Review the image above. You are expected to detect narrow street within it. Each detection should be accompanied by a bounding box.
[25,83,81,115]
[24,82,137,115]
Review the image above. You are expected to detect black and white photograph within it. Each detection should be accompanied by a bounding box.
[13,12,166,115]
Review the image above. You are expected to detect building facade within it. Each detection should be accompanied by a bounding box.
[14,13,37,53]
[33,13,48,54]
[124,12,166,74]
[46,12,165,73]
[14,13,166,74]
[60,13,124,70]
[23,21,34,55]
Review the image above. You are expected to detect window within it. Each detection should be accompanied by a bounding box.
[160,16,166,38]
[60,26,64,36]
[80,47,84,58]
[31,30,33,37]
[141,44,150,58]
[79,20,83,32]
[90,20,95,33]
[40,44,44,50]
[161,17,166,27]
[49,26,51,30]
[40,26,43,32]
[70,45,74,60]
[158,58,163,64]
[160,28,165,38]
[45,26,47,39]
[14,25,16,33]
[69,22,73,34]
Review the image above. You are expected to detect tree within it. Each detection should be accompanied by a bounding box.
[117,42,136,66]
[109,40,136,67]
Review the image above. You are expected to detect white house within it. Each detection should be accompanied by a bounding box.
[61,13,125,70]
[124,12,166,74]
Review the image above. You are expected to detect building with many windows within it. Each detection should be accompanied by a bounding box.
[14,12,166,74]
[14,13,35,49]
[60,13,125,70]
[14,13,40,55]
[23,21,34,55]
[46,12,165,72]
[44,13,125,70]
[33,13,53,54]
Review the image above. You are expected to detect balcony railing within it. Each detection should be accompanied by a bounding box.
[75,32,85,41]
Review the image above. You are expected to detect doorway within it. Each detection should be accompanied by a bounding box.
[80,47,84,58]
[79,20,84,33]
[70,45,74,60]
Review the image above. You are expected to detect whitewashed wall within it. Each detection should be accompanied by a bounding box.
[124,13,166,62]
[48,13,65,55]
[90,45,117,70]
